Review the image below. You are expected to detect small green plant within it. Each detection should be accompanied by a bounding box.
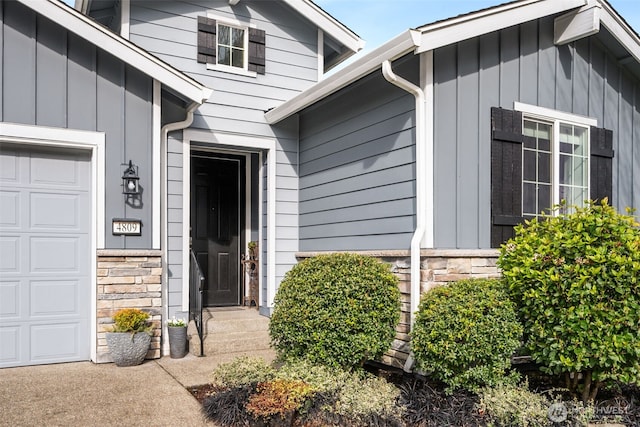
[269,253,401,370]
[111,308,151,334]
[480,381,551,427]
[166,316,186,327]
[411,278,523,393]
[210,356,275,388]
[498,200,640,402]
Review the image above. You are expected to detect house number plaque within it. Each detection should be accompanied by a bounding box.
[112,219,142,236]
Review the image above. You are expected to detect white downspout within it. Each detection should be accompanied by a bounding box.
[160,101,199,354]
[382,59,429,373]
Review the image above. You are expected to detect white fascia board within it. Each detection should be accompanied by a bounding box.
[20,0,212,105]
[283,0,365,53]
[265,30,419,124]
[415,0,587,53]
[597,0,640,65]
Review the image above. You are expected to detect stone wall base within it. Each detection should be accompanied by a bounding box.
[296,249,500,369]
[96,250,163,363]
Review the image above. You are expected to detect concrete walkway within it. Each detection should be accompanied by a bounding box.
[0,350,275,427]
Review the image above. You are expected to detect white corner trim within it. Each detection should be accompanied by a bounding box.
[152,81,161,249]
[514,102,598,127]
[120,0,130,39]
[181,130,277,309]
[415,0,586,53]
[317,28,324,81]
[265,30,419,124]
[20,0,212,105]
[0,121,106,364]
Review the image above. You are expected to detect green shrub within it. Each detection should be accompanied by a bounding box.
[411,278,523,393]
[111,308,151,333]
[480,381,551,427]
[498,200,640,402]
[203,357,404,426]
[210,356,275,388]
[269,253,401,370]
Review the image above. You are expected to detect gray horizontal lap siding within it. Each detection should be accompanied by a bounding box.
[1,1,153,249]
[130,0,314,305]
[433,16,640,249]
[298,58,419,251]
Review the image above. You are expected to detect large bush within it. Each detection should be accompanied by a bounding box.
[498,200,640,402]
[269,253,401,370]
[411,278,523,393]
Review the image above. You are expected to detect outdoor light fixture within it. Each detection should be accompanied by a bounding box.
[122,160,140,195]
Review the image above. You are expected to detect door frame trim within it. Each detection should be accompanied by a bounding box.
[182,129,276,311]
[0,122,105,364]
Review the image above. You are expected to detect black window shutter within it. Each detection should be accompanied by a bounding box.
[197,16,216,64]
[248,28,266,75]
[590,126,614,203]
[491,107,525,248]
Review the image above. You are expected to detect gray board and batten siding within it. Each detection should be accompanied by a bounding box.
[433,15,640,250]
[1,1,154,249]
[298,56,419,252]
[129,0,320,309]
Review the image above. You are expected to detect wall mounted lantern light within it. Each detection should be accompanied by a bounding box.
[122,160,140,195]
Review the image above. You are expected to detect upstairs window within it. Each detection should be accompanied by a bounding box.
[217,23,246,69]
[197,15,265,76]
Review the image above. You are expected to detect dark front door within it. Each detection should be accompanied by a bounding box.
[191,154,244,306]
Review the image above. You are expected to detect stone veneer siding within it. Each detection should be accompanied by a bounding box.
[96,250,163,363]
[296,249,500,369]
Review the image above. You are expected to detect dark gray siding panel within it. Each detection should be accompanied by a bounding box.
[2,2,155,249]
[298,56,418,251]
[36,16,67,128]
[433,15,640,249]
[4,1,36,124]
[68,34,97,131]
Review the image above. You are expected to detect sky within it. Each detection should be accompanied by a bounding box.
[315,0,640,59]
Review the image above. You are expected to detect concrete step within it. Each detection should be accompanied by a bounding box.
[187,307,272,357]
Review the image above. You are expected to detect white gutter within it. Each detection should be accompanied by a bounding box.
[265,30,420,124]
[382,59,429,373]
[160,101,200,354]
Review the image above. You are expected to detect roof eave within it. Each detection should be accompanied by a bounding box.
[597,0,640,65]
[283,0,365,54]
[24,0,212,105]
[265,30,419,124]
[415,0,587,53]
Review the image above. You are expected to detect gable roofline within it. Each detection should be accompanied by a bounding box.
[598,0,640,64]
[266,0,591,124]
[284,0,365,54]
[21,0,212,105]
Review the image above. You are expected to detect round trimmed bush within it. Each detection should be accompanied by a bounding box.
[269,253,401,370]
[411,278,523,393]
[499,200,640,402]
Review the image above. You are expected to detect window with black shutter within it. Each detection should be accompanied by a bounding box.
[490,104,614,248]
[197,15,265,76]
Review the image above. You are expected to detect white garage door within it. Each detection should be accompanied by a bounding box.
[0,143,92,367]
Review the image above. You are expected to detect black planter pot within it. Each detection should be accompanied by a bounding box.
[168,326,188,358]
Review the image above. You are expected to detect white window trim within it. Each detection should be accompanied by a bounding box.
[514,102,594,213]
[0,122,105,364]
[205,13,258,78]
